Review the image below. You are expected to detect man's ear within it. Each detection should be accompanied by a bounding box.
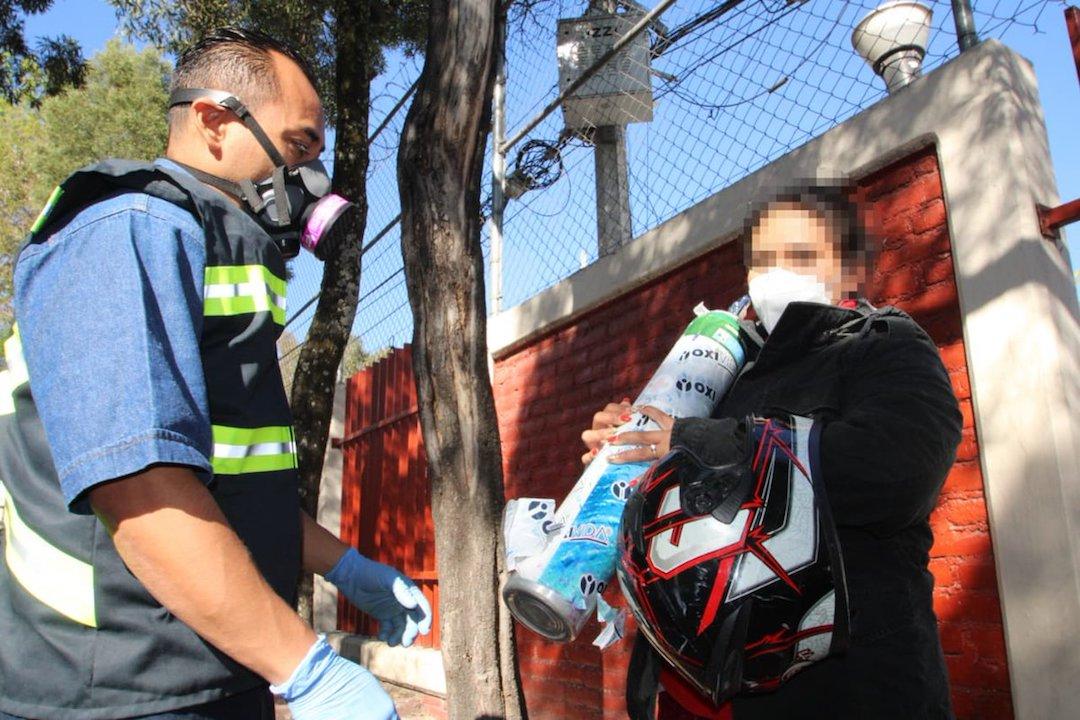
[189,98,231,158]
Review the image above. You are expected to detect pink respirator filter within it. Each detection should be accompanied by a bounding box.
[301,194,352,253]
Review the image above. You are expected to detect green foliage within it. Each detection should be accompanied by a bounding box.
[36,36,86,97]
[0,41,170,341]
[0,100,43,341]
[110,0,428,123]
[35,40,170,186]
[276,332,388,399]
[340,337,389,380]
[1,1,87,104]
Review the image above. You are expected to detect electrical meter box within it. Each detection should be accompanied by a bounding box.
[556,12,654,130]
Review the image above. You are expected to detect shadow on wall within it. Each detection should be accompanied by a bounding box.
[856,148,1012,719]
[493,145,1012,720]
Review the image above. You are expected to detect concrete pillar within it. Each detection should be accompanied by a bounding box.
[313,381,347,634]
[594,124,633,255]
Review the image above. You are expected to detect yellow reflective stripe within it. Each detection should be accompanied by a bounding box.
[213,453,297,475]
[211,425,297,475]
[3,325,28,390]
[203,265,287,325]
[2,491,96,627]
[213,425,293,445]
[30,185,63,235]
[205,265,287,296]
[204,295,285,325]
[1,326,27,417]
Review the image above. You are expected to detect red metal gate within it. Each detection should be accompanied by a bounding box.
[336,345,439,648]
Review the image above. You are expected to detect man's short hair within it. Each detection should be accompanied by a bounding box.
[741,183,873,271]
[168,27,319,134]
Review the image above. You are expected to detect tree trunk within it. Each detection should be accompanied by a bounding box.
[397,0,525,717]
[291,0,373,624]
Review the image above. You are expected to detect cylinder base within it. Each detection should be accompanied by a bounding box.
[503,573,585,642]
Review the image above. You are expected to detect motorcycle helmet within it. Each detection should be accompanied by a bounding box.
[617,415,849,712]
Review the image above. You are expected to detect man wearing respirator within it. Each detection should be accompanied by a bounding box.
[0,28,427,720]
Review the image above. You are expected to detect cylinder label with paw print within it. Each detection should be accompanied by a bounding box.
[502,304,746,642]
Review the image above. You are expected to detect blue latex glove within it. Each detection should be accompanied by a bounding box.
[326,547,433,647]
[270,636,398,720]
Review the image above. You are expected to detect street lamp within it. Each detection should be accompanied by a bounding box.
[852,1,933,93]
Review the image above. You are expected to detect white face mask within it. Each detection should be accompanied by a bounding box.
[748,267,830,334]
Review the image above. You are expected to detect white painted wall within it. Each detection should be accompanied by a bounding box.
[313,381,346,634]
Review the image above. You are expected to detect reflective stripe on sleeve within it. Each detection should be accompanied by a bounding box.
[2,489,97,627]
[30,186,64,235]
[1,325,28,417]
[203,265,287,326]
[0,371,13,417]
[211,425,297,475]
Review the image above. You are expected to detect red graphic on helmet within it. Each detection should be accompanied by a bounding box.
[616,416,848,706]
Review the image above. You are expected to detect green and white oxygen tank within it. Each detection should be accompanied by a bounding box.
[502,303,747,642]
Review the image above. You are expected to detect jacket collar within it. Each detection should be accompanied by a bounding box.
[746,301,873,375]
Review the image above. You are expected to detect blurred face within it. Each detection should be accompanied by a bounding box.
[747,203,847,303]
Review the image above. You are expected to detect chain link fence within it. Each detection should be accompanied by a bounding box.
[278,53,423,386]
[280,0,1062,377]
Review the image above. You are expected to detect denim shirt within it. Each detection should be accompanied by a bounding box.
[13,167,214,513]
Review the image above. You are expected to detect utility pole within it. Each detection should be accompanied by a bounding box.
[589,0,633,256]
[593,124,633,256]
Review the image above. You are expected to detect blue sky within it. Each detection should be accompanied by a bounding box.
[24,1,1078,205]
[21,0,1080,349]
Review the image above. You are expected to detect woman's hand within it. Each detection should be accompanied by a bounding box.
[580,397,632,465]
[580,400,676,465]
[607,405,674,465]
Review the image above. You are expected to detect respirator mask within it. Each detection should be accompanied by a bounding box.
[748,266,830,334]
[168,88,356,260]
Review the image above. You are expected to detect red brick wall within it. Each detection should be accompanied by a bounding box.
[860,150,1012,720]
[493,145,1012,719]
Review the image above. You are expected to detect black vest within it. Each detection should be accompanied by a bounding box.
[0,159,301,719]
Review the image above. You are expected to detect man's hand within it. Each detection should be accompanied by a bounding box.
[607,405,675,465]
[326,548,433,648]
[272,636,398,720]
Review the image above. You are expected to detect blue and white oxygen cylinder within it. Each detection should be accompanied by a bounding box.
[502,304,747,642]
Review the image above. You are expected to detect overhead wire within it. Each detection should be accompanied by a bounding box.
[659,1,849,114]
[289,0,1054,350]
[491,0,811,224]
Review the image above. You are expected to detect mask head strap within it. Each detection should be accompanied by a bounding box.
[169,88,288,167]
[269,166,292,225]
[169,160,247,202]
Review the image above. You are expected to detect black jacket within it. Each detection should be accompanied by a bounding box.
[670,301,962,719]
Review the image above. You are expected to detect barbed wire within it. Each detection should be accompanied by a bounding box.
[281,0,1064,384]
[487,0,1063,309]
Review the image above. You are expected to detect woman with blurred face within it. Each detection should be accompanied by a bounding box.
[585,186,961,719]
